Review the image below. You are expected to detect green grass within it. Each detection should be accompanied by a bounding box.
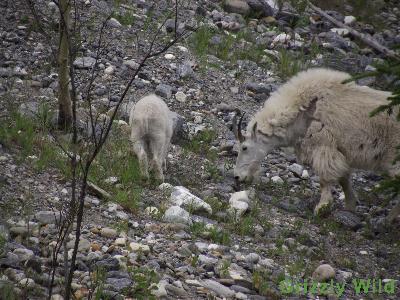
[0,232,6,256]
[204,196,229,216]
[183,129,217,157]
[126,266,160,299]
[0,106,144,212]
[90,267,109,300]
[112,11,135,26]
[189,222,231,245]
[89,127,143,212]
[189,26,269,68]
[0,282,17,300]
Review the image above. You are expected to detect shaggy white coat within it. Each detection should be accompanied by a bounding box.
[129,94,173,181]
[236,68,400,222]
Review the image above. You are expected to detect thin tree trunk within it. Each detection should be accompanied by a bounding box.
[58,0,72,129]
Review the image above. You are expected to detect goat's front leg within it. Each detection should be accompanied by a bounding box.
[339,174,358,212]
[314,181,334,215]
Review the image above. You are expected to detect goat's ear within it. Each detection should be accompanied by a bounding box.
[251,122,257,140]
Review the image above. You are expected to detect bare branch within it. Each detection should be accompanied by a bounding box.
[308,1,400,59]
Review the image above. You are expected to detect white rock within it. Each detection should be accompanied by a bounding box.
[175,91,187,103]
[177,46,188,52]
[271,176,284,184]
[115,238,127,246]
[158,182,173,192]
[13,248,34,261]
[200,279,235,298]
[229,191,250,203]
[107,18,122,28]
[116,211,129,220]
[198,254,218,265]
[104,176,118,184]
[107,203,119,212]
[170,186,212,214]
[35,210,60,224]
[185,279,202,286]
[344,15,356,25]
[145,206,159,216]
[123,59,139,70]
[245,253,260,264]
[193,115,203,124]
[359,250,368,255]
[164,53,176,60]
[258,258,277,269]
[337,270,353,281]
[19,278,35,288]
[272,33,291,44]
[152,280,168,297]
[104,65,115,75]
[163,206,192,225]
[194,242,208,252]
[73,57,96,69]
[301,169,309,179]
[228,199,249,219]
[289,163,303,177]
[312,264,335,282]
[100,227,118,239]
[331,28,350,36]
[129,242,150,254]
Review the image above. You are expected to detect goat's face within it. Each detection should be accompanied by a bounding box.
[233,121,281,183]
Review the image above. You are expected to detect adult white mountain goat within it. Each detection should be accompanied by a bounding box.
[129,94,173,181]
[233,68,400,224]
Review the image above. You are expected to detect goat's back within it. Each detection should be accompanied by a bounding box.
[129,94,172,138]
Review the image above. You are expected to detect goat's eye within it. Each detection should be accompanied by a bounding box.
[242,146,247,151]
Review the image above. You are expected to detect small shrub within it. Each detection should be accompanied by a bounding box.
[184,129,217,156]
[127,266,160,299]
[0,282,17,300]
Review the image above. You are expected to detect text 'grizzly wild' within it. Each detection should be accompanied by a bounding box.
[233,68,400,224]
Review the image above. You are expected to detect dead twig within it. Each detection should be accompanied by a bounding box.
[308,1,400,60]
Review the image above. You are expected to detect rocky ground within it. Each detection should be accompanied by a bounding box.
[0,0,400,299]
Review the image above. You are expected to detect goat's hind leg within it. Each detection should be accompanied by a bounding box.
[133,141,149,179]
[149,138,165,182]
[387,199,400,224]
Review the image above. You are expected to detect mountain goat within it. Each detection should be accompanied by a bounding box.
[233,68,400,224]
[129,94,173,181]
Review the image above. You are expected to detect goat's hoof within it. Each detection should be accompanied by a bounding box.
[314,203,332,217]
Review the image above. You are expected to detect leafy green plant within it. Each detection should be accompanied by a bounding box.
[219,259,231,278]
[111,219,129,234]
[127,266,160,299]
[183,129,217,156]
[90,267,108,300]
[209,226,231,245]
[0,282,17,300]
[189,25,216,58]
[0,232,6,256]
[112,11,135,26]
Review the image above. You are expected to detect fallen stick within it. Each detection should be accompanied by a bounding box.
[308,1,400,60]
[87,181,112,200]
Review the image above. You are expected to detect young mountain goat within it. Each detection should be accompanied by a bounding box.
[129,94,173,181]
[233,68,400,224]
